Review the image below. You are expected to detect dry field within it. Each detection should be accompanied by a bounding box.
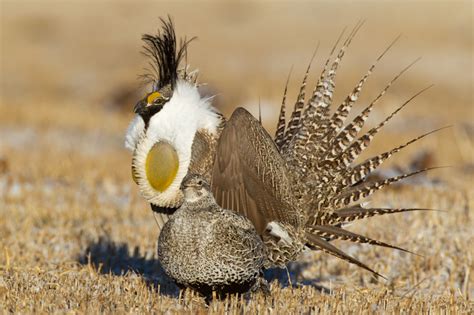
[0,1,473,313]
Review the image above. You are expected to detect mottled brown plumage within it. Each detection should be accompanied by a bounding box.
[158,174,268,297]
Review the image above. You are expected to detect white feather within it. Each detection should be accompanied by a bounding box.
[133,80,221,206]
[267,221,293,245]
[124,114,145,151]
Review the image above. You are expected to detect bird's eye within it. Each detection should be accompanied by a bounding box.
[197,179,203,186]
[146,91,162,105]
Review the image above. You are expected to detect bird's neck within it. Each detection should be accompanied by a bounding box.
[183,195,218,211]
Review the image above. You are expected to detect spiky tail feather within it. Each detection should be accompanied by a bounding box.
[308,225,416,255]
[305,232,386,279]
[323,85,434,171]
[317,206,441,226]
[329,167,443,208]
[270,27,446,276]
[324,35,401,143]
[282,22,364,165]
[338,126,449,188]
[274,69,292,150]
[281,50,318,151]
[323,57,420,161]
[278,23,350,153]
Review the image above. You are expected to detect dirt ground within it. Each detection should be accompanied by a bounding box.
[0,1,473,313]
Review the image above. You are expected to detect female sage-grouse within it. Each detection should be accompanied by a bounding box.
[125,17,443,293]
[158,174,269,297]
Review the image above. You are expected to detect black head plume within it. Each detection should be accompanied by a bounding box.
[140,16,195,91]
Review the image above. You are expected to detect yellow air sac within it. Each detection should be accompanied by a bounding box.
[145,142,179,192]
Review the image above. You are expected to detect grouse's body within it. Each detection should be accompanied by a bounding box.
[158,174,267,296]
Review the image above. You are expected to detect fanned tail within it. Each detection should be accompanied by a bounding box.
[267,29,444,277]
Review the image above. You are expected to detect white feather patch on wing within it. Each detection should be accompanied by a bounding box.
[267,221,293,245]
[133,80,221,207]
[125,114,145,151]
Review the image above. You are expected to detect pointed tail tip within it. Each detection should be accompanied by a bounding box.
[395,246,424,258]
[373,271,388,281]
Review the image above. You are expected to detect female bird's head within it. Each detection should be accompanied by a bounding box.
[180,174,212,204]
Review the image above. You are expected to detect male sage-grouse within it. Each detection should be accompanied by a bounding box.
[125,17,442,293]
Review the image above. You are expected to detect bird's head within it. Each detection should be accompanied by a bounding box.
[124,17,222,209]
[133,85,172,125]
[180,174,212,203]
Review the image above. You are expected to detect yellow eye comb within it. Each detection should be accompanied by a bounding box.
[146,92,162,105]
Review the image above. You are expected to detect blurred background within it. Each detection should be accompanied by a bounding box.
[0,1,473,307]
[0,0,472,230]
[1,1,472,169]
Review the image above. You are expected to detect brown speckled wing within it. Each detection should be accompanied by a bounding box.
[211,107,299,234]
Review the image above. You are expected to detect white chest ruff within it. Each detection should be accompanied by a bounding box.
[130,81,221,207]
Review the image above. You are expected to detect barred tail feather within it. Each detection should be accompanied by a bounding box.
[317,21,364,113]
[309,225,415,255]
[285,22,364,171]
[340,126,449,187]
[298,22,363,142]
[327,105,374,158]
[331,167,442,208]
[325,36,401,141]
[274,69,292,150]
[280,26,346,158]
[305,232,385,279]
[282,51,318,152]
[308,202,439,225]
[331,206,439,225]
[325,58,423,162]
[328,84,434,170]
